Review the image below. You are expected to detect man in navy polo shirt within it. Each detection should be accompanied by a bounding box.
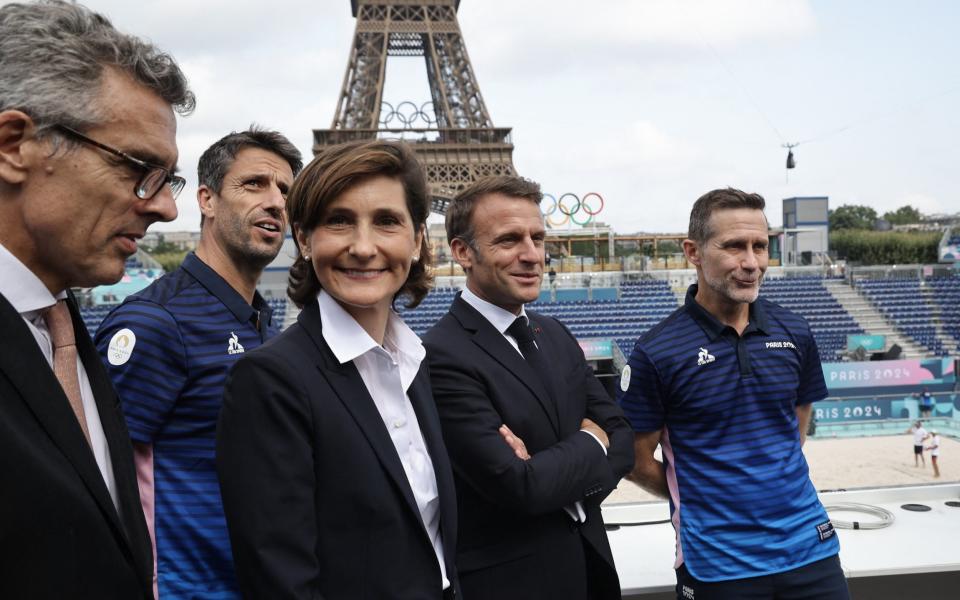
[619,188,848,599]
[95,128,302,598]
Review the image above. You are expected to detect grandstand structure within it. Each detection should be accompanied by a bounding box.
[852,269,960,357]
[395,268,957,365]
[396,280,680,360]
[81,266,960,364]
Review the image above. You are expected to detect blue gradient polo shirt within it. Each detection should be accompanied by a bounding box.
[618,284,838,582]
[95,253,276,599]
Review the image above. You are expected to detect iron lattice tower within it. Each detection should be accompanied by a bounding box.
[314,0,516,213]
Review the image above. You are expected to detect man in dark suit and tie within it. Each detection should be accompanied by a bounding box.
[424,175,634,599]
[0,2,194,597]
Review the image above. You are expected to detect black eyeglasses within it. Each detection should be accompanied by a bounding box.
[52,124,186,200]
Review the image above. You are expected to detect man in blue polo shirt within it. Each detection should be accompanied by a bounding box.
[95,128,302,598]
[619,188,848,599]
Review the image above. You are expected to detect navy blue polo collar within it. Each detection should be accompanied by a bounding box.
[180,252,272,328]
[684,283,769,342]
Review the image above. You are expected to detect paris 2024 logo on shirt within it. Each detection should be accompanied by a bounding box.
[107,328,136,366]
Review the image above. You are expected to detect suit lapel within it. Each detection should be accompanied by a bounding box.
[297,303,427,531]
[0,294,131,550]
[527,313,575,435]
[68,296,148,573]
[407,366,458,567]
[450,296,560,436]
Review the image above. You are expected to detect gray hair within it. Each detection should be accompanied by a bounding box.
[687,187,766,243]
[0,0,195,136]
[198,126,304,193]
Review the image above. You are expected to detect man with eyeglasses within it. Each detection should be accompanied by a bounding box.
[95,128,302,599]
[0,2,193,598]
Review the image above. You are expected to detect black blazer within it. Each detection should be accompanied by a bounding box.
[217,300,460,599]
[0,292,153,599]
[423,294,634,600]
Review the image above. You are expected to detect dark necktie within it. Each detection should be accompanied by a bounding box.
[506,317,556,402]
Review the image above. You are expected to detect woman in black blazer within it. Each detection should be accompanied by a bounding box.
[217,140,459,599]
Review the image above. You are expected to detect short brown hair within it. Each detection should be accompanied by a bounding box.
[445,175,542,247]
[286,140,433,308]
[688,188,766,243]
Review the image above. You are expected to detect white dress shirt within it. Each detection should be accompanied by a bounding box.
[316,290,448,589]
[460,286,606,523]
[0,242,119,510]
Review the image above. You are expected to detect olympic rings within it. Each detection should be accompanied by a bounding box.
[581,192,604,215]
[571,209,592,227]
[541,192,604,227]
[379,101,437,129]
[558,193,580,216]
[542,193,558,216]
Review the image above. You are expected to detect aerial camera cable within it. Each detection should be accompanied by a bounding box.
[823,502,895,530]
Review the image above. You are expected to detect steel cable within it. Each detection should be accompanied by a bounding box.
[823,502,895,530]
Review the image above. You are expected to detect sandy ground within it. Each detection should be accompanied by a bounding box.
[605,434,960,504]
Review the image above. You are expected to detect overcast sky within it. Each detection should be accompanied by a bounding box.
[59,0,960,233]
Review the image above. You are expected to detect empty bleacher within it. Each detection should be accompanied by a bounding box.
[400,276,865,362]
[759,276,864,362]
[397,287,459,335]
[79,303,119,337]
[528,280,678,357]
[855,276,957,357]
[266,297,288,329]
[929,275,960,355]
[398,280,679,358]
[79,272,954,362]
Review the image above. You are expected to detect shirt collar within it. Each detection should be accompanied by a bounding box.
[460,285,529,335]
[317,289,425,367]
[180,252,272,327]
[684,283,769,341]
[0,241,67,316]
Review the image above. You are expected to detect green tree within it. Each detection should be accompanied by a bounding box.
[882,205,922,225]
[150,233,181,254]
[829,204,877,230]
[151,250,189,272]
[656,240,681,255]
[830,230,939,264]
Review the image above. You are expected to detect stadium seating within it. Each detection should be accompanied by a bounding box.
[80,273,950,363]
[267,297,288,329]
[396,287,460,335]
[528,280,678,357]
[758,276,864,362]
[398,277,862,362]
[79,303,119,337]
[396,281,679,358]
[856,276,958,356]
[927,275,960,355]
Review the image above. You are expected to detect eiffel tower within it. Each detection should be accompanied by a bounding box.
[314,0,516,213]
